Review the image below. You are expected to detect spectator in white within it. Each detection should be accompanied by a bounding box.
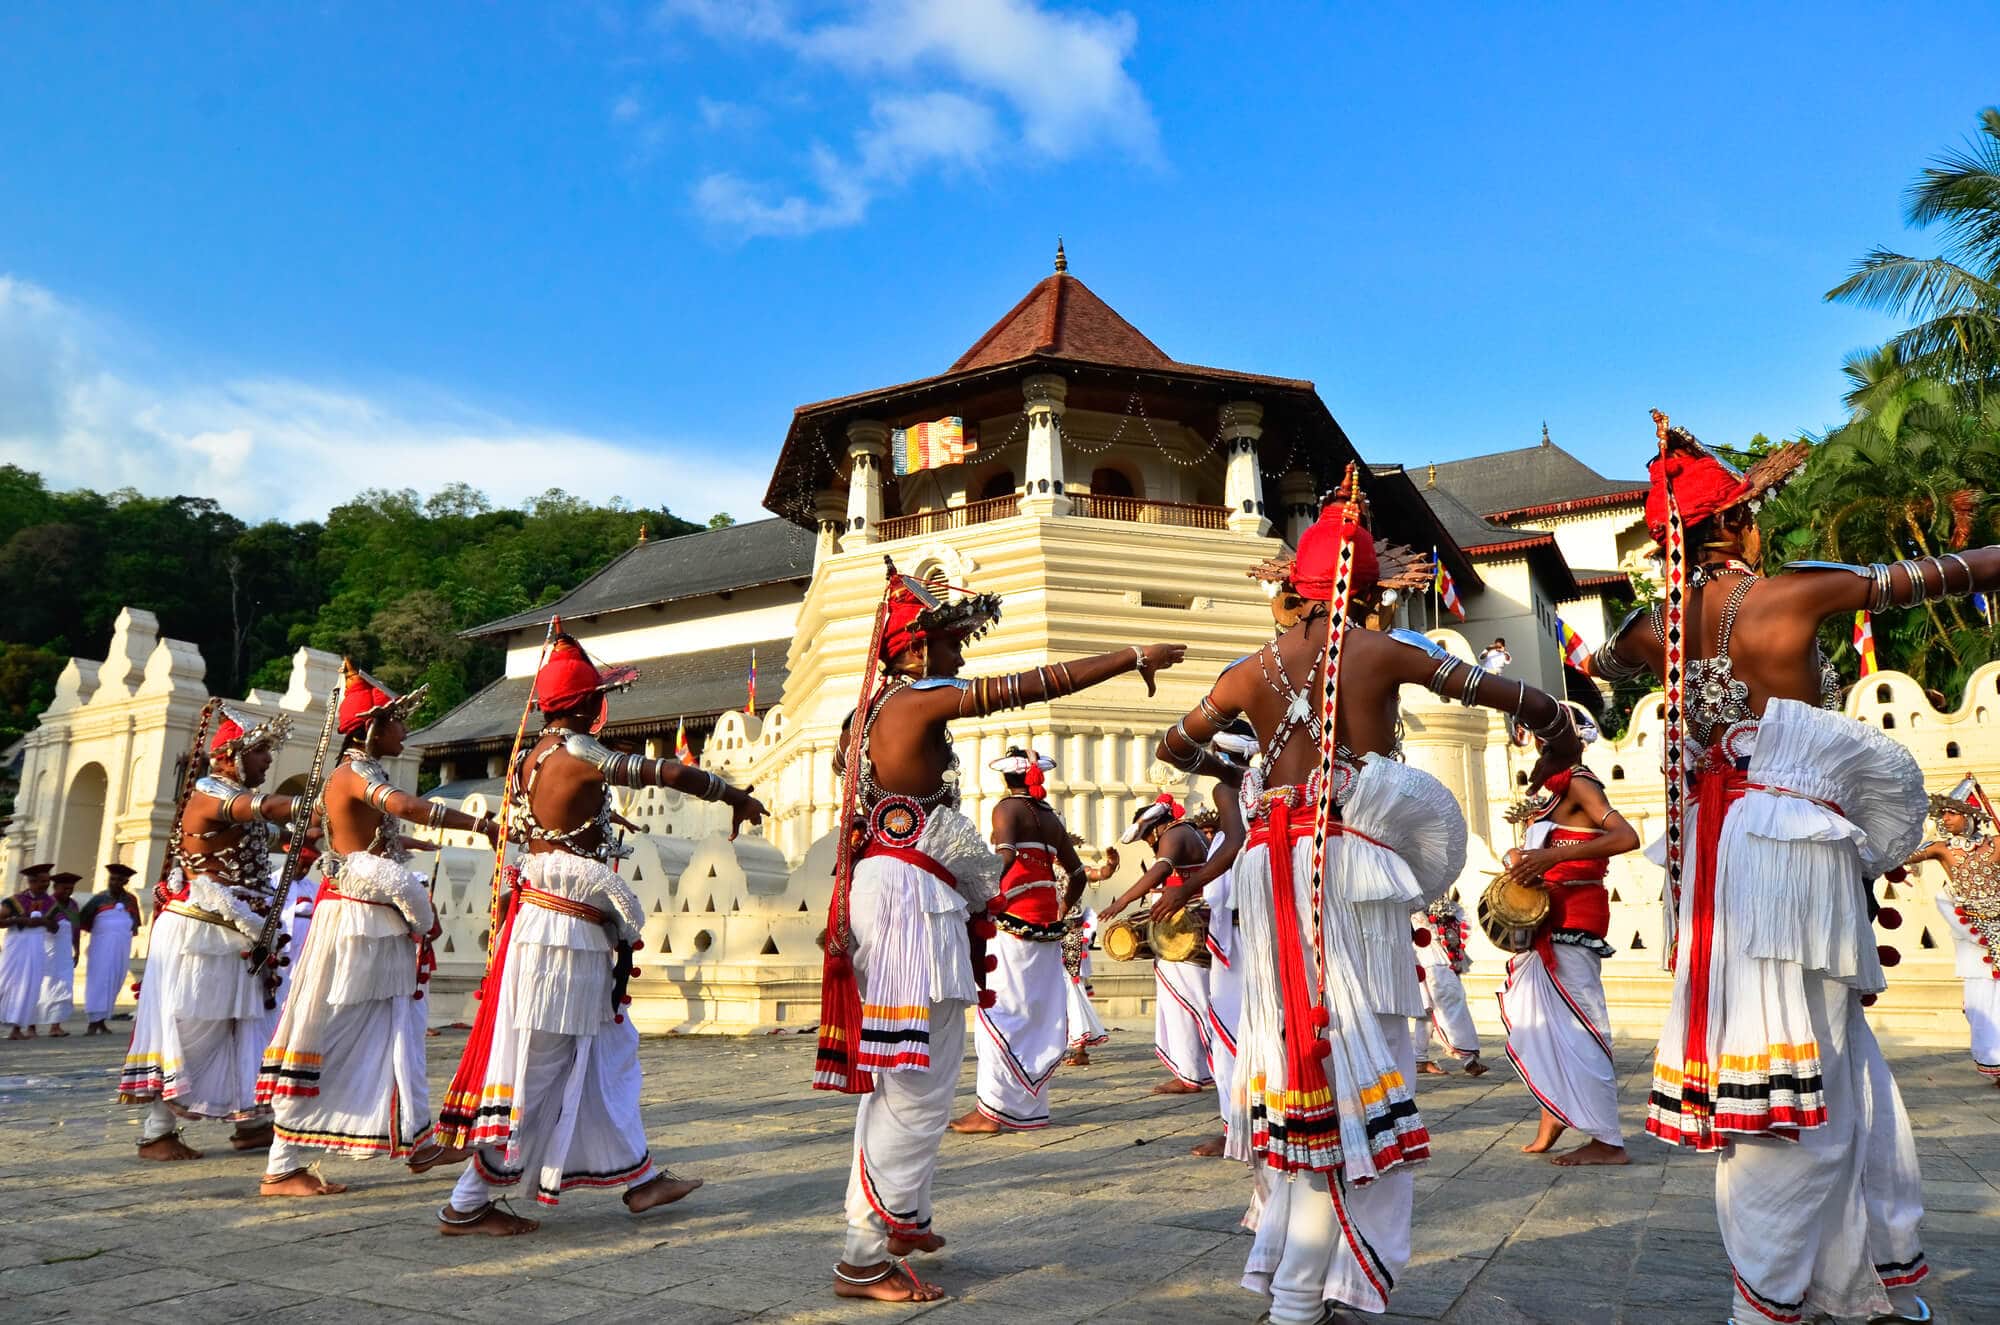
[1479,638,1512,672]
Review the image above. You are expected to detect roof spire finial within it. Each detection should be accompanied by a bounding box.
[1541,421,1552,447]
[1426,462,1437,489]
[637,521,649,544]
[1054,236,1067,274]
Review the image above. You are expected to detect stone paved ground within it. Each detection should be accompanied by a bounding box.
[1,1025,1996,1325]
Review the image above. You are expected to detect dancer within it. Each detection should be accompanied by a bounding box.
[1907,776,2000,1086]
[1497,703,1639,1164]
[1589,412,1958,1325]
[1156,481,1580,1322]
[1102,794,1215,1095]
[257,661,500,1197]
[1412,893,1485,1077]
[37,871,81,1036]
[79,863,143,1033]
[120,705,298,1161]
[1061,901,1110,1066]
[950,748,1092,1134]
[0,863,57,1038]
[815,565,1183,1304]
[437,628,764,1235]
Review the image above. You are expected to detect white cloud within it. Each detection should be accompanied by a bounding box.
[661,0,1157,238]
[0,275,768,526]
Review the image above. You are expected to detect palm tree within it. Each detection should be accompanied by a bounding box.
[1827,107,2000,399]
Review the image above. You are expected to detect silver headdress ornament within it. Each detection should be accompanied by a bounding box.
[210,703,294,759]
[1929,774,1994,828]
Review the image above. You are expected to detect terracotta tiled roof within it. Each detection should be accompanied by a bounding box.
[949,273,1176,374]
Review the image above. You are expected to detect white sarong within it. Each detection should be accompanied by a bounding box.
[1935,892,2000,1077]
[1155,956,1214,1086]
[1064,911,1108,1050]
[1497,942,1622,1145]
[38,917,75,1026]
[84,903,136,1022]
[259,851,435,1164]
[973,930,1067,1129]
[1205,865,1241,1128]
[1414,937,1478,1066]
[0,917,47,1029]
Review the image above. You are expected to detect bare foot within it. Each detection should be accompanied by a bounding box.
[948,1108,1003,1134]
[1550,1139,1630,1167]
[1417,1061,1447,1076]
[138,1133,203,1162]
[1063,1048,1090,1066]
[260,1168,350,1197]
[1190,1134,1226,1157]
[46,1025,68,1037]
[1151,1079,1204,1095]
[1463,1057,1489,1077]
[229,1122,274,1151]
[86,1021,109,1035]
[834,1259,946,1303]
[438,1202,539,1236]
[888,1230,945,1256]
[5,1029,23,1040]
[624,1171,702,1213]
[406,1141,470,1175]
[1521,1112,1567,1154]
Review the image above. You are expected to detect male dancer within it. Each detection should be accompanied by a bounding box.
[1906,777,2000,1086]
[79,863,143,1033]
[120,706,297,1161]
[1102,795,1215,1094]
[816,567,1183,1304]
[437,628,763,1235]
[1413,894,1485,1076]
[1590,412,1961,1325]
[950,748,1092,1134]
[37,871,81,1036]
[1498,703,1639,1164]
[1157,485,1581,1322]
[0,863,56,1037]
[258,661,500,1196]
[1061,902,1110,1066]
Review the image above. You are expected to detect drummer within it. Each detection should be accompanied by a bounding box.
[1496,701,1638,1165]
[1101,795,1215,1095]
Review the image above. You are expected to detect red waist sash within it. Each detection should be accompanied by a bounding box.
[858,840,961,892]
[994,851,1058,924]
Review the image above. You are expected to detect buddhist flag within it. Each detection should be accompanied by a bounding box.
[746,648,757,716]
[675,717,693,766]
[1434,561,1464,619]
[891,417,972,475]
[1558,618,1591,669]
[1854,610,1879,677]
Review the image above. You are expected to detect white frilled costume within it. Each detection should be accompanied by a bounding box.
[0,871,55,1030]
[80,880,141,1024]
[1924,776,2000,1079]
[971,751,1072,1130]
[1124,797,1215,1088]
[120,706,292,1138]
[258,671,441,1173]
[1495,767,1624,1148]
[38,889,77,1028]
[1062,908,1109,1051]
[1411,895,1478,1068]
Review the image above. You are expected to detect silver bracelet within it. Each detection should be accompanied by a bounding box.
[1458,664,1487,708]
[1532,703,1573,739]
[1509,679,1528,725]
[1942,552,1974,596]
[704,770,726,802]
[1868,562,1894,613]
[1425,658,1456,696]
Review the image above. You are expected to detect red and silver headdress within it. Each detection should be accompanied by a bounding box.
[1122,792,1185,843]
[1930,775,1994,828]
[209,703,293,759]
[881,574,1002,662]
[337,658,428,736]
[534,620,639,731]
[1644,423,1809,541]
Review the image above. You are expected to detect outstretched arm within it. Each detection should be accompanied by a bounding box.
[563,735,767,839]
[900,643,1188,726]
[198,780,297,827]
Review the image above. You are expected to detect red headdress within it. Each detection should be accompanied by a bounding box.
[1292,504,1379,603]
[534,620,639,730]
[989,747,1056,800]
[337,658,428,736]
[1644,423,1810,541]
[209,703,293,759]
[1122,792,1186,843]
[880,574,1002,664]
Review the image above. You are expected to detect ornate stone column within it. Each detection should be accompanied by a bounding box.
[1223,401,1268,536]
[1019,374,1070,518]
[813,488,846,566]
[840,421,889,551]
[1279,469,1317,545]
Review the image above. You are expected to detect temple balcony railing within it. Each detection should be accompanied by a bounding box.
[874,493,1230,542]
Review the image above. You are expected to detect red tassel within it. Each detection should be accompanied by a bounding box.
[1876,907,1902,930]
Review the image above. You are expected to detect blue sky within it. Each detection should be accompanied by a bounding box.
[1,2,1995,523]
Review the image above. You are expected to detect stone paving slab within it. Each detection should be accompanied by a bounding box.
[0,1025,1995,1324]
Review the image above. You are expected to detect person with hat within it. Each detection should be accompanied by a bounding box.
[948,747,1094,1135]
[120,704,298,1161]
[436,625,761,1236]
[1586,411,1986,1325]
[1906,776,2000,1087]
[1495,701,1639,1165]
[1411,891,1484,1079]
[1101,793,1218,1096]
[816,566,1184,1304]
[0,863,58,1038]
[1152,478,1582,1324]
[78,862,144,1034]
[256,660,500,1198]
[36,871,82,1036]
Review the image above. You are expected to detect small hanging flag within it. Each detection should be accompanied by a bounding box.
[675,717,694,766]
[891,417,972,474]
[1854,610,1879,677]
[1434,561,1465,619]
[746,648,758,716]
[1558,618,1591,669]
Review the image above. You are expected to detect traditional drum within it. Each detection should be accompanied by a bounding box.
[1477,866,1550,953]
[1150,903,1211,965]
[1102,916,1153,963]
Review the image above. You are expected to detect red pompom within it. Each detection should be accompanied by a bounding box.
[1877,945,1901,968]
[979,990,997,1009]
[1991,969,1999,980]
[614,1014,625,1024]
[631,968,643,978]
[1413,928,1432,947]
[1312,1038,1332,1059]
[413,991,424,1001]
[1860,993,1878,1007]
[632,940,644,952]
[621,995,633,1005]
[131,981,141,994]
[1311,1006,1330,1030]
[473,989,483,1000]
[1876,907,1902,930]
[983,955,998,973]
[973,918,998,940]
[1415,965,1427,983]
[1957,906,1970,919]
[1884,866,1908,883]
